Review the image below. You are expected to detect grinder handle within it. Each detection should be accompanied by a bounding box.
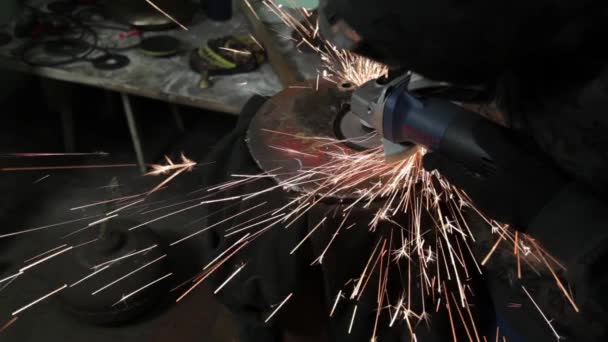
[384,87,499,175]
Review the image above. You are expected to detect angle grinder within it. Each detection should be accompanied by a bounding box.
[350,73,504,175]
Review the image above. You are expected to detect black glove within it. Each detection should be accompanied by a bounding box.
[422,123,566,230]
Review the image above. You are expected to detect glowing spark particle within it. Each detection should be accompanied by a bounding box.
[203,234,251,271]
[87,215,118,227]
[112,273,173,307]
[92,255,166,295]
[214,264,247,294]
[33,174,50,184]
[23,244,69,264]
[144,0,188,30]
[243,0,260,20]
[93,245,158,269]
[0,317,18,334]
[12,284,67,316]
[171,202,268,245]
[0,215,103,239]
[522,286,561,341]
[3,152,108,157]
[329,290,343,317]
[106,199,146,216]
[218,47,252,55]
[19,246,73,273]
[0,272,22,284]
[70,265,111,288]
[290,217,326,255]
[146,154,198,194]
[264,293,293,323]
[1,164,135,172]
[348,305,358,334]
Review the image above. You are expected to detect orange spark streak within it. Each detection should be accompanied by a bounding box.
[443,282,458,342]
[535,244,580,313]
[451,293,473,342]
[465,298,481,342]
[0,164,136,172]
[481,231,506,266]
[0,317,18,334]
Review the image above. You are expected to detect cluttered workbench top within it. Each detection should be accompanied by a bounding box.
[0,0,290,114]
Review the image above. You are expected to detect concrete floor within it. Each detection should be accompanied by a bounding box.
[0,78,240,341]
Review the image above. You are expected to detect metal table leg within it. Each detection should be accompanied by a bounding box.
[120,93,146,174]
[60,101,75,153]
[169,103,185,133]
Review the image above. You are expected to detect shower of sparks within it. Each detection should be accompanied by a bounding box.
[522,285,561,341]
[112,272,173,307]
[144,0,188,30]
[0,3,579,340]
[264,293,293,323]
[260,0,387,86]
[146,154,198,194]
[12,284,67,316]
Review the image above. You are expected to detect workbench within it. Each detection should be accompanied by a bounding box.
[0,1,295,173]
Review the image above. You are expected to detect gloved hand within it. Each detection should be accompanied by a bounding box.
[422,123,567,230]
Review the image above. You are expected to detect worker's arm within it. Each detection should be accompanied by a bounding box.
[528,182,608,309]
[424,129,608,338]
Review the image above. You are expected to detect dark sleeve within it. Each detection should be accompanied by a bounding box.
[527,183,608,339]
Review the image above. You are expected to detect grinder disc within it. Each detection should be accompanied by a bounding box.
[247,80,383,199]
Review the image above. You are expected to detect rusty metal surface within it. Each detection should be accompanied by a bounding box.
[246,80,382,199]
